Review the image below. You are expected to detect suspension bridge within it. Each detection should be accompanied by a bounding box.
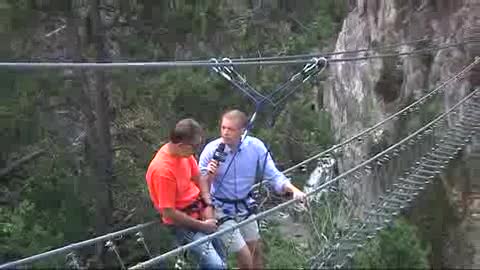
[0,38,479,269]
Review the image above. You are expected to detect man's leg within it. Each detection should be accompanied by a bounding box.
[235,245,254,269]
[217,219,254,269]
[174,227,225,269]
[212,236,227,263]
[191,231,225,269]
[246,240,263,269]
[241,219,263,269]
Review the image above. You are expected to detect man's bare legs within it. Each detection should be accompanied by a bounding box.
[235,245,253,269]
[247,240,263,269]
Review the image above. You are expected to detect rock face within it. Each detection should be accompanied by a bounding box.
[325,0,478,210]
[324,0,479,267]
[439,135,480,268]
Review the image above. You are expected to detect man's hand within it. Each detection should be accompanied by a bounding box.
[284,183,307,203]
[291,189,307,203]
[207,160,219,175]
[202,219,218,234]
[163,208,218,233]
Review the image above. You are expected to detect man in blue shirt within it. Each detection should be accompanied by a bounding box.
[199,109,306,269]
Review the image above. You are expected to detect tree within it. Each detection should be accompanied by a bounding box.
[64,0,115,265]
[0,1,344,267]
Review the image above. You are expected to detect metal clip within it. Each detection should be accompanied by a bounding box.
[301,57,328,82]
[210,58,232,81]
[136,232,153,258]
[302,57,320,74]
[221,57,248,83]
[209,58,221,73]
[105,240,126,270]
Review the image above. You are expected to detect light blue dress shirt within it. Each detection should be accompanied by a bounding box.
[199,136,290,216]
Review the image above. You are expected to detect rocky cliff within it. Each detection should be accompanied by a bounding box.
[325,0,478,210]
[324,0,479,267]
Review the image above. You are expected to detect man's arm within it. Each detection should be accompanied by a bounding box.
[198,143,220,199]
[193,174,213,203]
[192,173,215,220]
[190,157,213,204]
[258,141,306,201]
[258,144,290,194]
[163,208,216,233]
[197,144,218,219]
[282,182,306,201]
[198,143,215,183]
[155,171,216,232]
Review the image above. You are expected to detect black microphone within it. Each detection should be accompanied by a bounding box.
[212,143,226,163]
[209,143,226,175]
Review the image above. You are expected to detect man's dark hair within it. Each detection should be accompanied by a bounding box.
[169,118,204,144]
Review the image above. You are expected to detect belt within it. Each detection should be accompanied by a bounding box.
[179,197,208,214]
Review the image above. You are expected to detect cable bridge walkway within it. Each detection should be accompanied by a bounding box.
[0,46,479,270]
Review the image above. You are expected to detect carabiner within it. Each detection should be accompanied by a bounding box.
[222,57,249,84]
[302,57,328,82]
[211,57,232,81]
[209,58,220,73]
[302,57,320,74]
[221,57,234,75]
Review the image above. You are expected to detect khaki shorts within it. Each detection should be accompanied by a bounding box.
[215,209,260,253]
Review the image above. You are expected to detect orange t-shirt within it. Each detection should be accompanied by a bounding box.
[145,145,201,224]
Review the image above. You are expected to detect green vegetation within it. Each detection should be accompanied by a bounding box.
[0,1,440,268]
[353,218,430,269]
[262,225,309,269]
[0,0,346,267]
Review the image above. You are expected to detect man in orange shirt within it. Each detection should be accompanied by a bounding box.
[146,118,225,269]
